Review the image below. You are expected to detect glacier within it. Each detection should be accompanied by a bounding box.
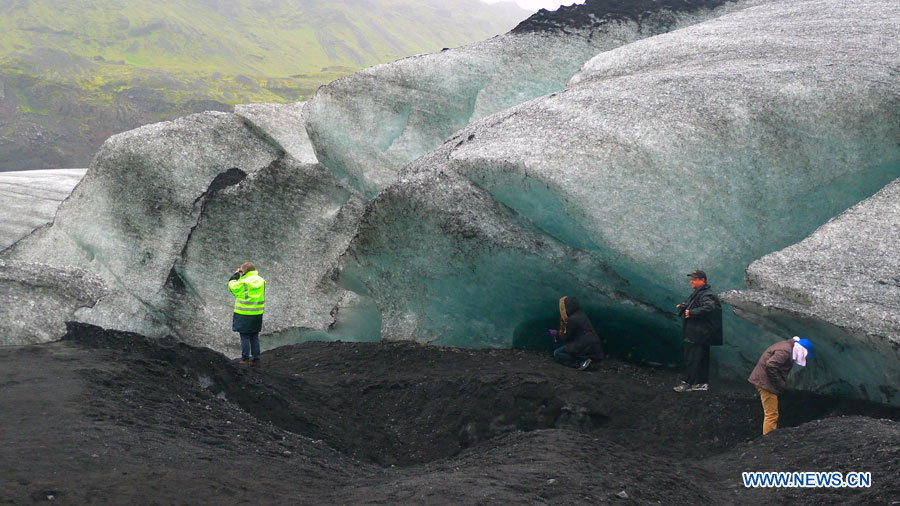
[0,168,85,250]
[722,178,900,405]
[166,155,369,353]
[339,170,681,362]
[305,0,764,198]
[235,102,318,165]
[1,108,370,354]
[0,259,105,345]
[336,0,900,397]
[3,112,282,346]
[2,0,899,406]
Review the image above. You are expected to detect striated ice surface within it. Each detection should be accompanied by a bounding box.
[305,0,762,198]
[3,112,281,348]
[0,259,105,345]
[234,101,318,164]
[4,0,899,406]
[722,177,900,405]
[337,0,900,390]
[340,171,680,361]
[1,111,366,355]
[0,169,86,250]
[164,156,368,354]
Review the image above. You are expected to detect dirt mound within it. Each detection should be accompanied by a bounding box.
[705,416,900,505]
[1,322,898,504]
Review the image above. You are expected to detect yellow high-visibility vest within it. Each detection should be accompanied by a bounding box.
[228,270,266,316]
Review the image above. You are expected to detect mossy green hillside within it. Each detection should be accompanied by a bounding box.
[0,0,528,170]
[0,0,527,79]
[2,55,328,109]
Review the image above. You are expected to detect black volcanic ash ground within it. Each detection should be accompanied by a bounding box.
[1,322,898,505]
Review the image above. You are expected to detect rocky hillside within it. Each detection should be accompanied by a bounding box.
[0,0,527,170]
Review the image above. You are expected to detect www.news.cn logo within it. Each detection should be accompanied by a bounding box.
[742,471,871,488]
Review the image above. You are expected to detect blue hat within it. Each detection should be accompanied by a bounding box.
[796,338,814,359]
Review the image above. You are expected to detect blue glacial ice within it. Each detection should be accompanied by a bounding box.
[336,0,900,393]
[2,0,899,406]
[339,170,681,362]
[305,0,763,198]
[722,176,900,405]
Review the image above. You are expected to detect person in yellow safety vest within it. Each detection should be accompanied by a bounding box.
[228,261,266,365]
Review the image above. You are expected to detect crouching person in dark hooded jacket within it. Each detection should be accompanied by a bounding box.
[550,296,603,371]
[228,261,266,366]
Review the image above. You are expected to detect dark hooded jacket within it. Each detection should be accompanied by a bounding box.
[679,284,723,346]
[558,297,603,360]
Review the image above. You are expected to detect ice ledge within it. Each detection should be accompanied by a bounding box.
[722,175,900,348]
[723,175,900,405]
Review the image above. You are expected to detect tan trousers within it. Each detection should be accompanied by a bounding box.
[756,386,779,435]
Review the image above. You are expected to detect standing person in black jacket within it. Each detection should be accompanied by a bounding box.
[549,296,603,371]
[673,269,723,392]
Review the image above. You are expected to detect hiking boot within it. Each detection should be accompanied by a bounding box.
[673,381,691,393]
[239,360,251,365]
[577,358,592,370]
[690,383,709,391]
[249,361,259,366]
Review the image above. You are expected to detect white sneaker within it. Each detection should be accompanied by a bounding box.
[690,383,709,391]
[673,381,690,393]
[578,358,592,370]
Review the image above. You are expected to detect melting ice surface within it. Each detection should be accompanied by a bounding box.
[335,0,900,396]
[2,110,371,356]
[2,0,900,406]
[305,0,762,198]
[723,172,900,405]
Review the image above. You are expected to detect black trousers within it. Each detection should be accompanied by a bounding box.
[683,340,710,384]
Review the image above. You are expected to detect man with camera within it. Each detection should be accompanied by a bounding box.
[673,269,722,392]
